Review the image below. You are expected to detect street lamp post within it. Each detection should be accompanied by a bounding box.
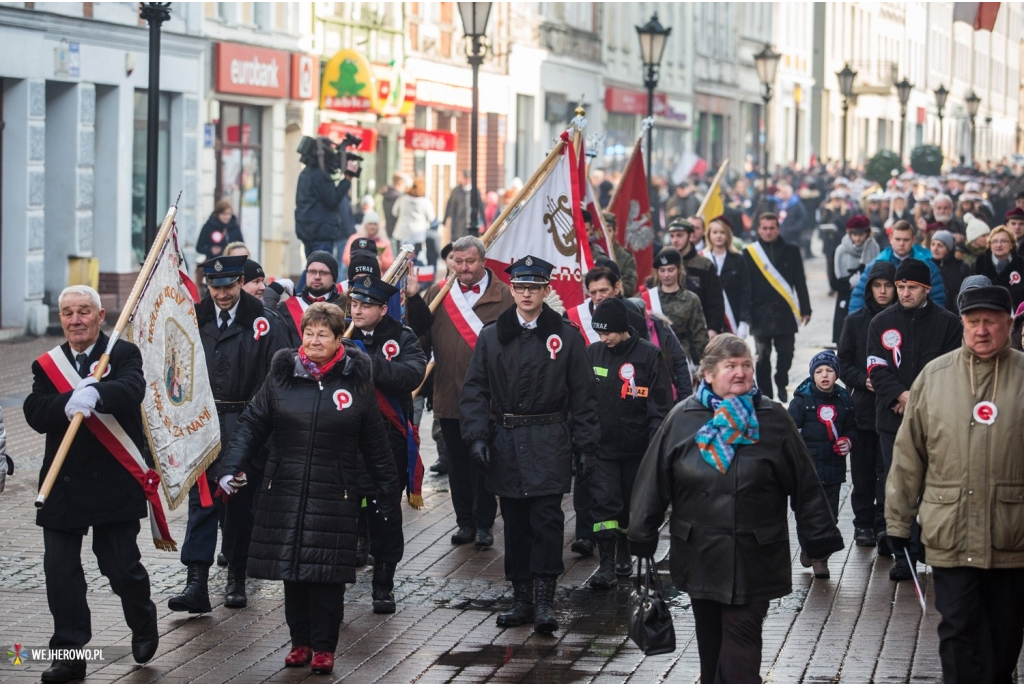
[896,77,912,158]
[754,44,781,193]
[965,90,981,167]
[934,84,948,150]
[837,64,857,178]
[636,13,671,202]
[457,2,492,235]
[139,2,171,251]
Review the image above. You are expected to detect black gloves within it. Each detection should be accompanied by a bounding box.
[376,493,402,522]
[629,538,658,558]
[469,440,490,471]
[887,535,909,556]
[577,452,596,480]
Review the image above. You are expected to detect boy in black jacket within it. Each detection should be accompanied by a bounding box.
[586,298,672,589]
[788,350,856,580]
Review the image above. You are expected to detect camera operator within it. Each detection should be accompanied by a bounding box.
[295,135,360,292]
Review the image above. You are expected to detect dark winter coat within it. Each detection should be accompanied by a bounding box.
[681,251,727,333]
[788,379,856,485]
[587,335,672,460]
[277,289,347,347]
[218,345,399,585]
[649,315,694,400]
[973,250,1024,311]
[25,333,150,531]
[460,304,601,498]
[933,255,972,314]
[196,290,289,462]
[744,237,812,337]
[295,166,352,243]
[779,196,810,245]
[838,261,896,431]
[351,314,427,493]
[867,302,963,436]
[705,250,752,327]
[195,214,244,262]
[628,396,844,605]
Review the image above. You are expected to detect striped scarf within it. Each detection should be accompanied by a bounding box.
[694,381,761,474]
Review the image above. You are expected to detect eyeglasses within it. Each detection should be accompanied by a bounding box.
[511,284,544,294]
[306,269,332,278]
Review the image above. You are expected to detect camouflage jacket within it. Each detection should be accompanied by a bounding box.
[658,287,709,363]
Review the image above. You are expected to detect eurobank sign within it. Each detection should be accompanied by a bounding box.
[215,43,288,98]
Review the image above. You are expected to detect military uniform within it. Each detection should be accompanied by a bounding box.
[460,256,600,633]
[170,255,289,613]
[349,274,427,613]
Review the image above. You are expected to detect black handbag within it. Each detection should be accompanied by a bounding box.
[627,556,676,655]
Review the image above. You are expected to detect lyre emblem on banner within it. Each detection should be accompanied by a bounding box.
[544,193,577,257]
[163,319,194,406]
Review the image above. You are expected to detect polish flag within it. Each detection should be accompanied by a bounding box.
[954,2,1000,31]
[485,132,590,310]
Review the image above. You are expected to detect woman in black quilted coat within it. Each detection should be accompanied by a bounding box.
[218,302,399,675]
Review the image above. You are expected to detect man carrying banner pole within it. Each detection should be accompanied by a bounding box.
[168,254,289,613]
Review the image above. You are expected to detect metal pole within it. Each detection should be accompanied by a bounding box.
[140,3,171,253]
[469,36,482,234]
[762,92,771,188]
[969,115,976,166]
[841,98,849,178]
[646,70,654,201]
[899,107,907,158]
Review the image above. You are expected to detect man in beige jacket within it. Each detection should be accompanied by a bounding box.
[887,284,1024,683]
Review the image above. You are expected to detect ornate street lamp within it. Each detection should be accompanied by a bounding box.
[965,90,981,165]
[837,64,857,177]
[934,84,949,149]
[896,77,913,157]
[754,44,782,191]
[636,13,671,200]
[140,2,171,251]
[457,2,492,234]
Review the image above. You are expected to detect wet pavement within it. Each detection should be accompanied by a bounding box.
[1,251,1022,683]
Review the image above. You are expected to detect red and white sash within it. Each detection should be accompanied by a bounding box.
[442,279,486,348]
[639,286,664,317]
[284,296,310,339]
[566,301,601,344]
[37,347,175,550]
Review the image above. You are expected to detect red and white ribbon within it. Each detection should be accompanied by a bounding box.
[566,301,601,344]
[619,362,638,399]
[546,334,563,360]
[333,389,353,411]
[881,328,903,368]
[442,277,486,348]
[817,404,838,441]
[253,316,269,341]
[383,340,400,361]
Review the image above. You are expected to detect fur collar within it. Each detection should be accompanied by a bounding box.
[196,290,266,328]
[496,303,564,344]
[270,340,373,393]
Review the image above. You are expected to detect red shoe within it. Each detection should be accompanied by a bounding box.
[310,651,334,674]
[284,646,312,667]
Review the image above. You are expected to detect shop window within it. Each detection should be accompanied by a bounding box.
[131,90,170,265]
[217,103,263,249]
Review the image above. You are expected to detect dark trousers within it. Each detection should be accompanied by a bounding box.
[499,494,565,581]
[850,427,882,530]
[878,432,922,555]
[360,500,405,565]
[589,457,641,539]
[932,567,1024,683]
[822,482,841,521]
[754,334,795,399]
[573,455,594,540]
[44,520,155,648]
[440,418,496,530]
[283,581,346,652]
[691,599,770,684]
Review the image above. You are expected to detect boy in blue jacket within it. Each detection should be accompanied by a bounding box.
[788,350,855,579]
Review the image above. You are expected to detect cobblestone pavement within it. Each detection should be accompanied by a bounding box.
[1,254,1022,683]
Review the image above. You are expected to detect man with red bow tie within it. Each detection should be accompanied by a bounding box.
[410,235,514,548]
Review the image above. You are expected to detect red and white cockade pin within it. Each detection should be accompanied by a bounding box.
[546,334,563,360]
[1011,271,1021,286]
[333,389,353,411]
[253,317,270,341]
[89,361,112,378]
[881,328,903,368]
[383,340,400,361]
[973,401,997,425]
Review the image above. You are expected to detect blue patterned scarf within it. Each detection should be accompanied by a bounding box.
[694,381,761,473]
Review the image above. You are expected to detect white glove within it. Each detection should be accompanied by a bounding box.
[65,377,100,420]
[736,322,750,339]
[276,278,295,296]
[218,474,238,496]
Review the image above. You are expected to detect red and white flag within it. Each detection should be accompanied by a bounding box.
[486,133,591,310]
[609,142,656,284]
[579,139,615,261]
[954,2,1000,30]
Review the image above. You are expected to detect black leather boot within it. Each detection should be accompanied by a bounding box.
[588,538,616,590]
[167,564,212,613]
[533,577,559,633]
[41,659,86,683]
[615,532,633,577]
[371,561,397,614]
[224,567,247,608]
[496,579,535,627]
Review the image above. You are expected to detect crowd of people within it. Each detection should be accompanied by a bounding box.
[6,155,1024,684]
